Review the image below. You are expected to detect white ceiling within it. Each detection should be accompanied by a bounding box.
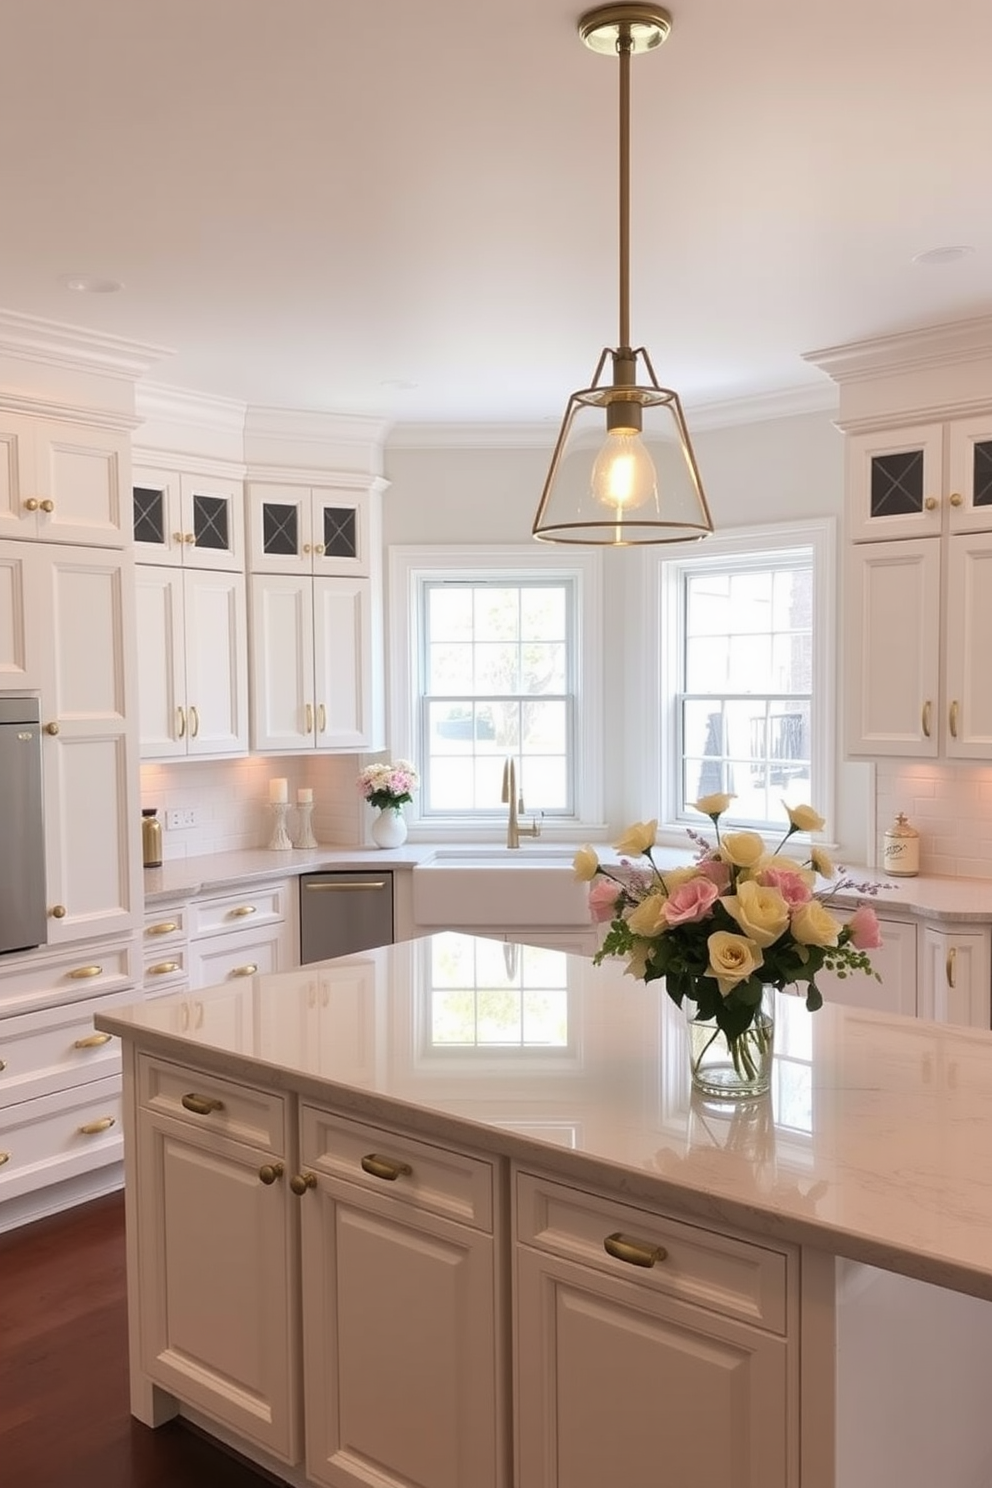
[3,0,991,428]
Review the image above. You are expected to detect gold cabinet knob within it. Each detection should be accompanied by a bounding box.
[303,543,311,553]
[315,543,325,555]
[45,721,59,735]
[73,1031,113,1049]
[603,1232,668,1268]
[173,532,185,544]
[184,532,196,543]
[78,1116,116,1136]
[290,1172,317,1196]
[40,499,54,513]
[24,497,39,512]
[181,1093,224,1115]
[0,1151,10,1166]
[924,496,938,510]
[360,1153,413,1182]
[0,1059,7,1073]
[950,492,964,507]
[259,1163,284,1186]
[51,904,66,919]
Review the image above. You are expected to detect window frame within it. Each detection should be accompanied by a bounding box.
[651,518,836,846]
[388,544,604,838]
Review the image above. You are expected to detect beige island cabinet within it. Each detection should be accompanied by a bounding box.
[95,933,992,1488]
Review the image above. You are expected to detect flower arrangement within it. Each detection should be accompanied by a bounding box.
[357,759,420,812]
[575,794,883,1084]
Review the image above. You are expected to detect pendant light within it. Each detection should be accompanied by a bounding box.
[532,5,714,546]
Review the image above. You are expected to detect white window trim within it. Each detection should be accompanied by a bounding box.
[387,544,605,840]
[647,517,837,849]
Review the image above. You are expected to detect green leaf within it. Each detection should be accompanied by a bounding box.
[806,983,823,1012]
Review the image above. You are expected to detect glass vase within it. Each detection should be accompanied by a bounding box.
[370,807,407,849]
[686,987,775,1100]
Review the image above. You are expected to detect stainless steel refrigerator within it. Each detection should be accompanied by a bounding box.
[0,696,47,956]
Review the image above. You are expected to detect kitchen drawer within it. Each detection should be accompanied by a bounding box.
[143,944,190,994]
[515,1171,789,1334]
[0,990,132,1107]
[301,1105,493,1232]
[138,1054,287,1155]
[142,906,188,948]
[186,926,288,989]
[0,937,138,1018]
[0,1075,123,1202]
[189,882,287,939]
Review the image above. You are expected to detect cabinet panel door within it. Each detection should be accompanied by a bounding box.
[846,424,944,542]
[0,415,35,538]
[246,481,311,574]
[515,1247,790,1488]
[249,574,314,752]
[182,570,248,756]
[133,465,184,565]
[312,576,376,750]
[0,540,39,687]
[919,926,991,1029]
[815,914,917,1016]
[947,416,992,534]
[34,421,129,547]
[945,532,992,758]
[135,566,187,758]
[136,1112,300,1462]
[311,488,370,577]
[186,925,290,990]
[844,539,940,756]
[179,472,244,571]
[302,1179,501,1488]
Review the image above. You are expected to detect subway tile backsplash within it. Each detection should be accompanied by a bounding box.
[876,761,992,879]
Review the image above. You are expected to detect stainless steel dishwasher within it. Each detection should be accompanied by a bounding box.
[299,871,394,963]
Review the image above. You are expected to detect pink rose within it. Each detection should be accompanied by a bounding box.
[588,878,623,924]
[847,903,882,950]
[695,857,732,893]
[662,877,720,927]
[758,867,812,907]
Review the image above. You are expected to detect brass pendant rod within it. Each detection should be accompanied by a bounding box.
[617,23,632,353]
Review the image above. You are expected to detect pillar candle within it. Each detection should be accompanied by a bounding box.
[297,787,313,804]
[269,777,288,804]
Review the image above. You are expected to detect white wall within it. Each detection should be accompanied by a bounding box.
[382,411,873,865]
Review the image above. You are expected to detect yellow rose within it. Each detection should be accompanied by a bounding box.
[706,931,764,997]
[613,820,657,857]
[691,792,736,818]
[809,846,835,880]
[791,900,841,947]
[719,831,767,871]
[627,893,667,936]
[723,880,790,947]
[784,802,826,833]
[573,845,600,882]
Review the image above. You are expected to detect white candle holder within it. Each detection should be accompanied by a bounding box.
[294,801,317,849]
[267,801,293,851]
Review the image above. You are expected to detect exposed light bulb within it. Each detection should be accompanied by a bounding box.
[590,430,658,515]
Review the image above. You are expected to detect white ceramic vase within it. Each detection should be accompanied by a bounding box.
[371,807,407,849]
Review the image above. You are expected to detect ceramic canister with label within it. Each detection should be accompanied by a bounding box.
[883,812,920,877]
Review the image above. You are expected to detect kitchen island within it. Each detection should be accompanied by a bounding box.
[96,933,992,1488]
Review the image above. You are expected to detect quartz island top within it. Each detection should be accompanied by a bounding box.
[96,932,992,1301]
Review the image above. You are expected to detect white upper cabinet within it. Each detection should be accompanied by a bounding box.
[246,483,370,577]
[848,417,992,543]
[0,412,129,548]
[132,464,245,571]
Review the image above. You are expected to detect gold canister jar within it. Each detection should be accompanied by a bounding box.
[883,812,920,877]
[141,808,163,869]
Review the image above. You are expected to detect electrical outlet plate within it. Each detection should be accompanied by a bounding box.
[166,808,197,829]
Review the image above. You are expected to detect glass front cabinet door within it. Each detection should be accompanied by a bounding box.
[246,483,370,577]
[133,466,245,571]
[847,418,992,542]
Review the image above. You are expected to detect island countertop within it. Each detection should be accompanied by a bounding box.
[96,932,992,1302]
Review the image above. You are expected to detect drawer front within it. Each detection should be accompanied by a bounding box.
[515,1171,789,1334]
[0,990,131,1107]
[143,906,188,944]
[189,883,287,939]
[301,1105,493,1232]
[0,938,137,1019]
[186,928,286,990]
[138,1054,286,1155]
[143,944,190,994]
[0,1075,123,1201]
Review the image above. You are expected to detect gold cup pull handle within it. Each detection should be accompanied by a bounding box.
[69,965,103,980]
[949,700,959,739]
[231,964,257,978]
[603,1232,668,1269]
[148,961,179,976]
[230,904,257,917]
[259,1163,284,1186]
[0,1151,9,1165]
[73,1032,113,1049]
[360,1153,413,1182]
[181,1093,224,1115]
[947,946,957,989]
[290,1172,317,1196]
[921,700,932,739]
[148,921,178,936]
[0,1059,7,1072]
[78,1116,116,1136]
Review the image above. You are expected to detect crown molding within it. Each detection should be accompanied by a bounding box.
[135,382,248,434]
[0,391,141,431]
[244,405,390,447]
[0,309,172,382]
[683,380,838,430]
[385,420,557,451]
[244,462,389,494]
[804,314,992,385]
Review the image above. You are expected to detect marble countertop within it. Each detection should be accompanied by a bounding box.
[97,931,992,1302]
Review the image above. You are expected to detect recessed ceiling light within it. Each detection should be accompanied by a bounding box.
[911,245,975,267]
[59,273,123,294]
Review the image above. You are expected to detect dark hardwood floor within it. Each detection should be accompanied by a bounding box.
[0,1191,281,1488]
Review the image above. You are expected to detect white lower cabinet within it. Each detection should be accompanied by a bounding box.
[513,1171,795,1488]
[186,879,295,990]
[134,1055,300,1461]
[815,913,918,1017]
[918,924,991,1028]
[297,1106,504,1488]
